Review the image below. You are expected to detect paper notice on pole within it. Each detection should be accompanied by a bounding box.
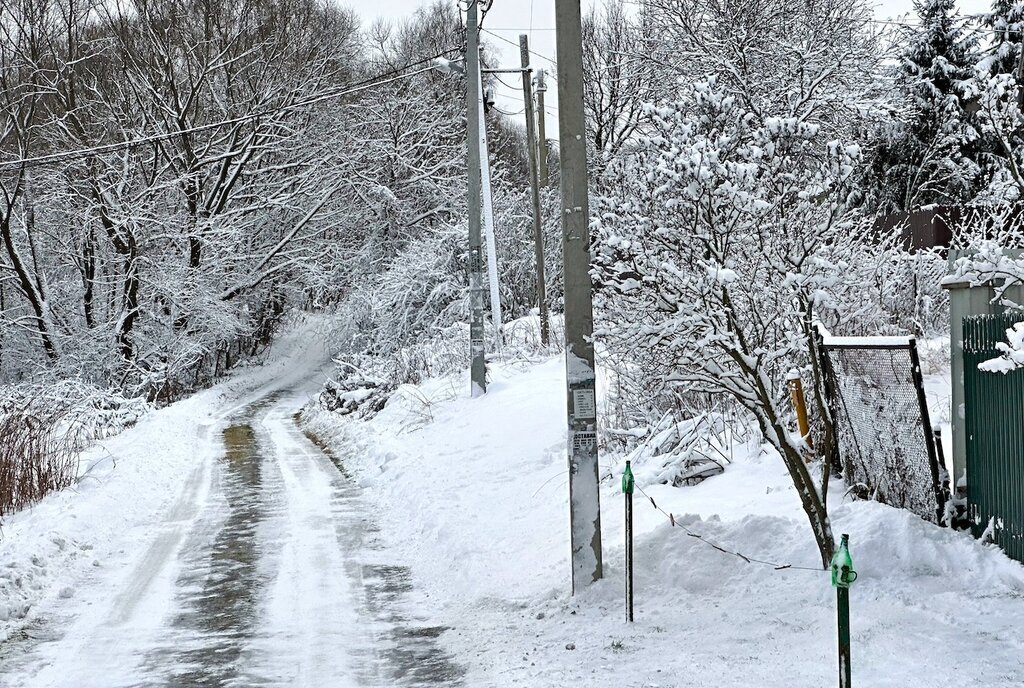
[572,389,597,419]
[572,431,597,453]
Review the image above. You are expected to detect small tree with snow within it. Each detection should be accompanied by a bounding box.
[594,79,898,566]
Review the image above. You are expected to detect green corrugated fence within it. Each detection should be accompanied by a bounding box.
[963,312,1024,562]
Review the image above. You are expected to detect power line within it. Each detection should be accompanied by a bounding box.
[492,72,521,90]
[493,17,1024,38]
[481,28,558,68]
[491,104,525,116]
[0,49,459,171]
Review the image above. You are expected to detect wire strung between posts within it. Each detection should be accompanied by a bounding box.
[480,28,558,68]
[0,49,459,171]
[633,483,825,572]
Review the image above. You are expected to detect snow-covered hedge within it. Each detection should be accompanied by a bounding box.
[318,359,394,419]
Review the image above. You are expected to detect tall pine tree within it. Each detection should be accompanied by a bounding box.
[868,0,980,213]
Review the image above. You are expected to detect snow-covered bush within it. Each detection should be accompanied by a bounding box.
[594,78,900,565]
[318,360,394,419]
[945,211,1024,372]
[341,224,468,356]
[619,412,757,488]
[316,314,561,422]
[0,381,151,447]
[862,247,950,338]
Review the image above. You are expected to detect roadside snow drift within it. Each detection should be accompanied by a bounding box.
[304,356,1024,687]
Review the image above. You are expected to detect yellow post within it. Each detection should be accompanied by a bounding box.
[787,370,813,453]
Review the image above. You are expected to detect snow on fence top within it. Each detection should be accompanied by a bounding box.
[821,335,914,349]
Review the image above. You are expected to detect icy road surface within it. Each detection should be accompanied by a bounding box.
[0,385,462,687]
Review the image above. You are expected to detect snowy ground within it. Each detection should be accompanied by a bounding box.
[0,315,460,687]
[304,354,1024,687]
[2,321,1022,687]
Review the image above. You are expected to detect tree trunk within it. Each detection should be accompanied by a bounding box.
[0,215,59,360]
[81,225,97,329]
[117,249,140,360]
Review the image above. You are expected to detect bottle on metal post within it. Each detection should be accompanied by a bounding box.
[831,533,857,688]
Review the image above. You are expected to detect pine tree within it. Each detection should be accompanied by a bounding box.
[869,0,980,213]
[983,0,1024,77]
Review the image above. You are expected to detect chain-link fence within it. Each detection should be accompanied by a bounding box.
[820,337,946,523]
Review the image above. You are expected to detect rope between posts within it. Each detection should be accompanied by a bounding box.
[632,483,825,573]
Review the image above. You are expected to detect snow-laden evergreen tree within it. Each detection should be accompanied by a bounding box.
[868,0,981,213]
[982,0,1024,77]
[972,2,1024,201]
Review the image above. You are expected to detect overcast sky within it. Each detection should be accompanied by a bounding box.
[337,0,995,137]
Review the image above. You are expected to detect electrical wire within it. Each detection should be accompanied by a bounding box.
[633,482,826,572]
[0,48,459,171]
[481,28,558,68]
[492,72,521,90]
[490,104,525,116]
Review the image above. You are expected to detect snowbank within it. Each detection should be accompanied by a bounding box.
[304,355,1024,687]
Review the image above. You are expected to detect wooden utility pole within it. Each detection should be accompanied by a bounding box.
[555,0,603,592]
[535,68,550,187]
[465,0,487,396]
[519,35,550,346]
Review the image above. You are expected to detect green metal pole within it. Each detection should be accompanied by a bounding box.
[837,586,851,688]
[623,461,634,623]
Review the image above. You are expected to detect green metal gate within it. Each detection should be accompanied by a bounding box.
[963,312,1024,562]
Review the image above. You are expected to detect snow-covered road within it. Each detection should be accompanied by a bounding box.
[0,373,461,687]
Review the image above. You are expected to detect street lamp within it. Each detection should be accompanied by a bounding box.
[432,57,465,76]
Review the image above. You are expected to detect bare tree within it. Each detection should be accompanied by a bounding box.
[582,0,655,164]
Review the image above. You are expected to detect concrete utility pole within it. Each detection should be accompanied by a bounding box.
[466,0,487,396]
[535,68,550,187]
[554,0,603,592]
[519,35,550,347]
[476,64,504,352]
